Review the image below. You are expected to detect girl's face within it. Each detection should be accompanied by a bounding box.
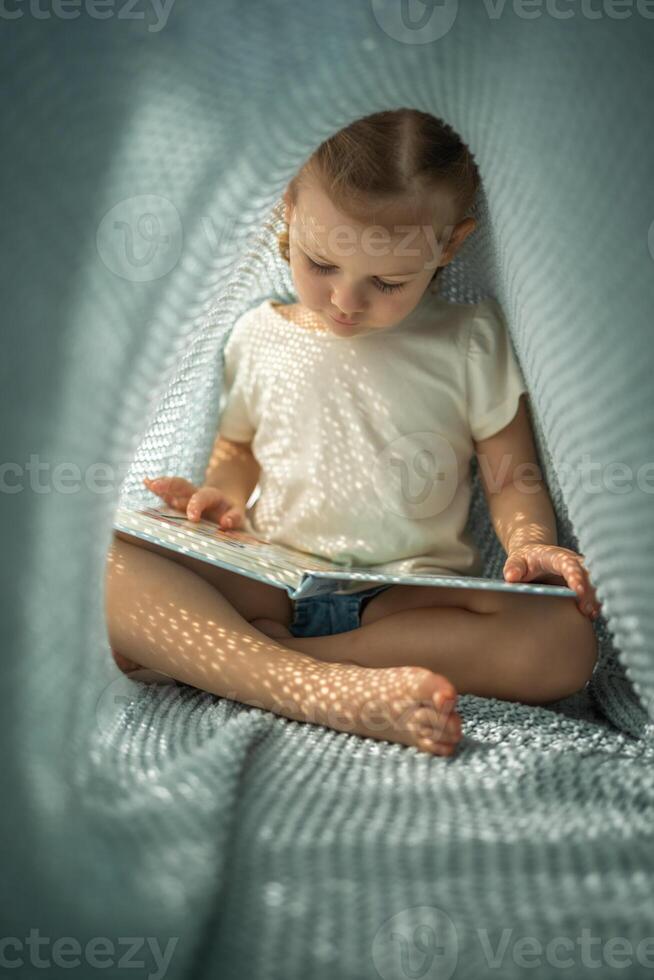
[285,180,470,337]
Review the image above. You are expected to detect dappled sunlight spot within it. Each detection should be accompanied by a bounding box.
[494,513,551,551]
[106,548,128,577]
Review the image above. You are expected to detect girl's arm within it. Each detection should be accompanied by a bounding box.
[204,433,260,510]
[474,394,558,555]
[474,395,601,612]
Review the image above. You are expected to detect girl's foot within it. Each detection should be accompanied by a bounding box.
[250,618,462,755]
[112,642,462,757]
[312,662,462,756]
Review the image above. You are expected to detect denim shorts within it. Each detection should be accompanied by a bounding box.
[289,583,392,638]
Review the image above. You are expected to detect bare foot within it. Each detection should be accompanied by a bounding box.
[295,662,462,757]
[251,617,293,639]
[112,643,462,756]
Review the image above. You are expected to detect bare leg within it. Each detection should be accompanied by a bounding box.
[105,539,463,755]
[253,601,596,705]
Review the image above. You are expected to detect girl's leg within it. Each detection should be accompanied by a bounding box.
[255,599,597,705]
[104,537,463,755]
[109,529,296,673]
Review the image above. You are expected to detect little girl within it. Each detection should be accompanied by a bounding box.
[106,109,601,758]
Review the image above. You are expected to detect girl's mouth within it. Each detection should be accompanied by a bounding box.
[329,312,360,326]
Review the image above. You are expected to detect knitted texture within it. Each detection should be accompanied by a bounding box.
[2,3,654,978]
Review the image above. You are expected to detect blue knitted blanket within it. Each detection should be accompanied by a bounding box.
[1,3,653,978]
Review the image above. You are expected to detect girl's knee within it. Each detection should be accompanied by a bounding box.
[565,608,599,692]
[529,602,598,703]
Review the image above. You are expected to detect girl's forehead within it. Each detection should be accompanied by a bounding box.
[294,182,456,249]
[291,212,441,275]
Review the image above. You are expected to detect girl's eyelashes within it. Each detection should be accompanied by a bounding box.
[306,256,406,294]
[374,279,406,295]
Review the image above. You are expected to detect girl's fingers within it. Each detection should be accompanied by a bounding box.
[145,476,175,490]
[145,476,197,503]
[187,487,229,523]
[206,502,243,528]
[187,498,206,521]
[144,477,199,517]
[568,564,599,618]
[219,508,243,529]
[509,545,601,620]
[144,477,244,529]
[145,476,194,494]
[162,492,191,510]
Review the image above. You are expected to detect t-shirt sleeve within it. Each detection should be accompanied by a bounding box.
[465,301,528,442]
[217,315,257,443]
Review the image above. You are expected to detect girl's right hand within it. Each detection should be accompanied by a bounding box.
[143,476,246,530]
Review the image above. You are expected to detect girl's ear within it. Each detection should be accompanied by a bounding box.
[282,187,293,224]
[439,217,476,266]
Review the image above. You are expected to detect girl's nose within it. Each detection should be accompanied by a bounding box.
[331,291,364,317]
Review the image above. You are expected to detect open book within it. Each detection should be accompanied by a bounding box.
[114,505,576,601]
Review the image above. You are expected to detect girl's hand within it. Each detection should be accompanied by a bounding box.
[503,543,602,621]
[143,476,246,530]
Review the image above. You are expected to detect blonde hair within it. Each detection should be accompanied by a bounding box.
[278,108,480,285]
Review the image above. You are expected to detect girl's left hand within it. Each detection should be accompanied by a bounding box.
[503,544,602,621]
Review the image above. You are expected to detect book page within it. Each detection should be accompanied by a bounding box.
[114,506,346,594]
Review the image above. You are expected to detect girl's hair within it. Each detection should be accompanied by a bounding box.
[278,108,480,286]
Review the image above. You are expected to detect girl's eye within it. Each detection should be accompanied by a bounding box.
[308,259,336,276]
[375,279,405,295]
[307,257,405,294]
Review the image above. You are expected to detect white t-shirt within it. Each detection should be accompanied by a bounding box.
[218,288,528,593]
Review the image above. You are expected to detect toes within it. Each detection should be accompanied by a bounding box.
[417,736,457,757]
[413,707,461,742]
[419,723,461,744]
[414,704,459,727]
[414,702,462,746]
[430,672,457,701]
[420,720,461,744]
[412,669,458,713]
[433,688,457,712]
